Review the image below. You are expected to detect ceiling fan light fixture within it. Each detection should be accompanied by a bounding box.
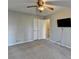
[38,6,44,11]
[26,0,54,12]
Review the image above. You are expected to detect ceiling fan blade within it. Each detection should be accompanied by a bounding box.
[47,7,54,10]
[27,5,37,8]
[45,7,53,12]
[45,4,54,11]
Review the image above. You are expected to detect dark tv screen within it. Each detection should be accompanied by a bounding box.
[57,18,71,27]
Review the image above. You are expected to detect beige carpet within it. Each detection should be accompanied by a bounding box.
[8,39,71,59]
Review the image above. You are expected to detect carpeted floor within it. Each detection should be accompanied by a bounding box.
[8,39,71,59]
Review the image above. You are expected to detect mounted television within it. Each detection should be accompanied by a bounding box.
[57,18,71,27]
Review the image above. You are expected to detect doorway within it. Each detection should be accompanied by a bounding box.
[44,19,51,39]
[33,18,51,40]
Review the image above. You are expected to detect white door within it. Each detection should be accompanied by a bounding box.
[33,18,51,40]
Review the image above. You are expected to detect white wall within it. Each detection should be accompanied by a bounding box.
[8,11,35,46]
[8,11,46,46]
[50,8,71,48]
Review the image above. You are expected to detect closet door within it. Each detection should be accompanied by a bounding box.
[33,18,38,40]
[33,18,48,40]
[37,19,47,39]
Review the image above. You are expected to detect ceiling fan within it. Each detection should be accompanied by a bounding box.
[27,0,54,12]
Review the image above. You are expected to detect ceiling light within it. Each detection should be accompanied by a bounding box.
[38,6,44,11]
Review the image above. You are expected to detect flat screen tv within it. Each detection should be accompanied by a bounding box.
[57,18,71,27]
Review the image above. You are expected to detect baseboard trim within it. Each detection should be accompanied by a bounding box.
[50,40,71,49]
[8,40,34,47]
[8,39,71,49]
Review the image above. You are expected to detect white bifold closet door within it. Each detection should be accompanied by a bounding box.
[33,18,46,40]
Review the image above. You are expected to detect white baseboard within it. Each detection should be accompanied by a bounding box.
[8,40,34,47]
[50,40,71,49]
[9,39,71,49]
